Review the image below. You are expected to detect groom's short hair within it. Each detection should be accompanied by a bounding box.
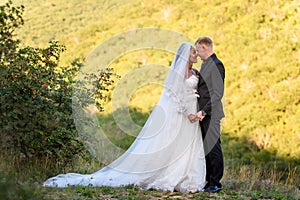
[195,36,213,49]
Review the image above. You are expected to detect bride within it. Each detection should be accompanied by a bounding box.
[43,42,206,193]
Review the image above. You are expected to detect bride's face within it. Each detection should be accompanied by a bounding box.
[189,47,198,64]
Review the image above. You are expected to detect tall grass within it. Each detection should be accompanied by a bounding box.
[223,163,299,199]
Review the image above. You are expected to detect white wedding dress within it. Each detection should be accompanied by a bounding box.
[43,43,206,193]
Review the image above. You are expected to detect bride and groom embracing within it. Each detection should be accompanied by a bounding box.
[43,36,225,193]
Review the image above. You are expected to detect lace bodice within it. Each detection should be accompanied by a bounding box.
[184,75,199,100]
[185,75,198,90]
[171,75,199,115]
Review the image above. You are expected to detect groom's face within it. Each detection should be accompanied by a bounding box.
[195,43,205,60]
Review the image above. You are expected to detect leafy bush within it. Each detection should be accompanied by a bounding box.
[0,1,117,170]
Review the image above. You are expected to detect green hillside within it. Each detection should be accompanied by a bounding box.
[10,0,299,159]
[1,0,299,198]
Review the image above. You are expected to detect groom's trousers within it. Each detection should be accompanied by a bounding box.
[200,116,224,188]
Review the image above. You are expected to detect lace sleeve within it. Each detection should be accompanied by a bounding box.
[165,87,198,117]
[165,89,188,115]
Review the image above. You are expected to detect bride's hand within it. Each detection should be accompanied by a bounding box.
[188,114,197,123]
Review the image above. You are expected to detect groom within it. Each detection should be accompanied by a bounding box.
[195,36,225,193]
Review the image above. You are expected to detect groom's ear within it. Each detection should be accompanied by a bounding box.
[201,44,208,49]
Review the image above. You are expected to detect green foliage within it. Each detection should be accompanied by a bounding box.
[0,1,83,165]
[74,67,120,112]
[0,1,117,171]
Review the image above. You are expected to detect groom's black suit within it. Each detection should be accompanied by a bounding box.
[197,53,225,189]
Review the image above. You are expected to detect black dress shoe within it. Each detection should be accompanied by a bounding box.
[204,185,222,193]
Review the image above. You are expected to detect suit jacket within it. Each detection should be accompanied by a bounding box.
[197,53,225,119]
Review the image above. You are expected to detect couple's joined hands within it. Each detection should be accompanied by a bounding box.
[188,111,205,123]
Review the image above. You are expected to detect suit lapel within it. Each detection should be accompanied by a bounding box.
[200,57,213,77]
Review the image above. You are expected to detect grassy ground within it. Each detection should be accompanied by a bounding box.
[1,153,299,200]
[42,186,297,200]
[2,181,299,200]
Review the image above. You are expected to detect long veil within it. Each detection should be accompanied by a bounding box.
[43,42,204,188]
[163,42,192,114]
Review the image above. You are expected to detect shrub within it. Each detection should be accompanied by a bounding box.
[0,1,117,170]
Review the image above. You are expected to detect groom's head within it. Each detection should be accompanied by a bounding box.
[195,36,214,60]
